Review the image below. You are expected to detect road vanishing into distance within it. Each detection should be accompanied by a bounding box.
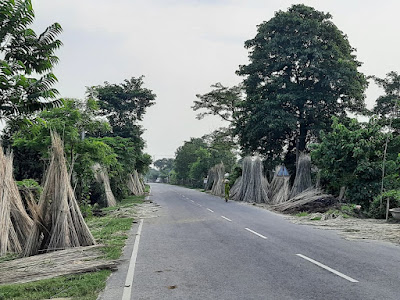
[100,183,400,300]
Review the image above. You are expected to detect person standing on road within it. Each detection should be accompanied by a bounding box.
[224,178,230,202]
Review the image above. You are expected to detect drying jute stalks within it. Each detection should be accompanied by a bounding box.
[210,163,225,197]
[127,170,145,196]
[92,163,117,207]
[24,132,95,257]
[0,149,33,256]
[0,245,117,285]
[269,166,290,204]
[290,152,312,198]
[231,156,269,203]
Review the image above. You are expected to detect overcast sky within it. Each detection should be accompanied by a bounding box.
[31,0,400,160]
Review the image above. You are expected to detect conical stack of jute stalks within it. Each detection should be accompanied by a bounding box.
[231,156,269,203]
[269,166,290,204]
[92,163,116,207]
[0,149,33,256]
[290,152,312,199]
[210,163,225,197]
[127,170,144,196]
[24,132,95,257]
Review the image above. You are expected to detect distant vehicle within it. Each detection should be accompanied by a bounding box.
[155,177,162,183]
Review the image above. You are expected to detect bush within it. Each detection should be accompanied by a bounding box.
[368,190,400,219]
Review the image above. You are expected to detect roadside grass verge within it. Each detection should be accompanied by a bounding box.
[0,192,146,300]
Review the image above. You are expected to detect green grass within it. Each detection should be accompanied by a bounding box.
[295,211,309,217]
[310,216,322,221]
[0,270,111,300]
[0,192,147,299]
[87,216,134,259]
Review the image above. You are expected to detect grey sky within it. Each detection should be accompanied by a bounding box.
[31,0,400,160]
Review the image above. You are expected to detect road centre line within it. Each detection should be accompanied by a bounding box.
[296,254,359,283]
[190,200,195,203]
[245,228,267,239]
[221,216,232,222]
[122,219,144,300]
[207,208,214,213]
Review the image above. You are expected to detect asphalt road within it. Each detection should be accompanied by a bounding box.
[100,183,400,300]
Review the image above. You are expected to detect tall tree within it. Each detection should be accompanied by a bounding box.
[372,71,400,135]
[236,4,367,163]
[0,0,62,117]
[93,76,156,141]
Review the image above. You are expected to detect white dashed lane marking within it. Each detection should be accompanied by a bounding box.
[296,254,359,283]
[245,228,267,239]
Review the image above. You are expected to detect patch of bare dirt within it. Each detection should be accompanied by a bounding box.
[110,198,161,219]
[247,202,400,245]
[287,214,400,245]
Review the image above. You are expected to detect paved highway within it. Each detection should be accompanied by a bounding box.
[100,183,400,300]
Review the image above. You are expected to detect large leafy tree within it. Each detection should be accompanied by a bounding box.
[174,134,237,187]
[236,4,367,164]
[0,0,62,117]
[93,76,156,142]
[311,118,399,209]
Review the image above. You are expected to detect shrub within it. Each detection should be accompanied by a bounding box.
[368,190,400,219]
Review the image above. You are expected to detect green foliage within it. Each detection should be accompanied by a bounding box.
[311,118,399,208]
[296,212,309,217]
[368,190,400,219]
[174,134,237,187]
[153,158,174,180]
[9,99,117,204]
[92,76,156,141]
[0,270,111,300]
[193,83,243,140]
[0,0,63,118]
[236,4,367,164]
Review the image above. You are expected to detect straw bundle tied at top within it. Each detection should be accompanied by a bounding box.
[93,163,116,207]
[24,132,95,257]
[211,163,225,197]
[127,170,144,196]
[231,156,269,203]
[290,152,312,199]
[0,149,33,256]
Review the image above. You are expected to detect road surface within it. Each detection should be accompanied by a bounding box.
[100,183,400,300]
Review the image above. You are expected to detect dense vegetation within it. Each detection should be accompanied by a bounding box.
[0,0,155,207]
[163,4,400,217]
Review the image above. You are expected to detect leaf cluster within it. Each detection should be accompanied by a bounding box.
[0,0,63,117]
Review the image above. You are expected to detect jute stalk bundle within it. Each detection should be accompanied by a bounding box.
[92,163,116,207]
[231,156,269,203]
[290,152,312,199]
[205,167,215,191]
[210,163,225,197]
[273,188,334,213]
[24,132,95,257]
[0,245,117,285]
[269,166,290,204]
[0,150,33,256]
[127,170,144,196]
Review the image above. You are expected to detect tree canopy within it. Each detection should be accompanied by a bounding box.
[236,4,368,163]
[0,0,62,117]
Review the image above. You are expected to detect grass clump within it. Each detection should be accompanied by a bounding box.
[87,216,133,259]
[296,211,309,217]
[0,192,147,299]
[0,270,111,300]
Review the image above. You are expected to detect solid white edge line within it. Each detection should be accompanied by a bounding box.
[245,228,267,239]
[221,216,232,222]
[207,208,214,213]
[122,219,144,300]
[296,254,359,283]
